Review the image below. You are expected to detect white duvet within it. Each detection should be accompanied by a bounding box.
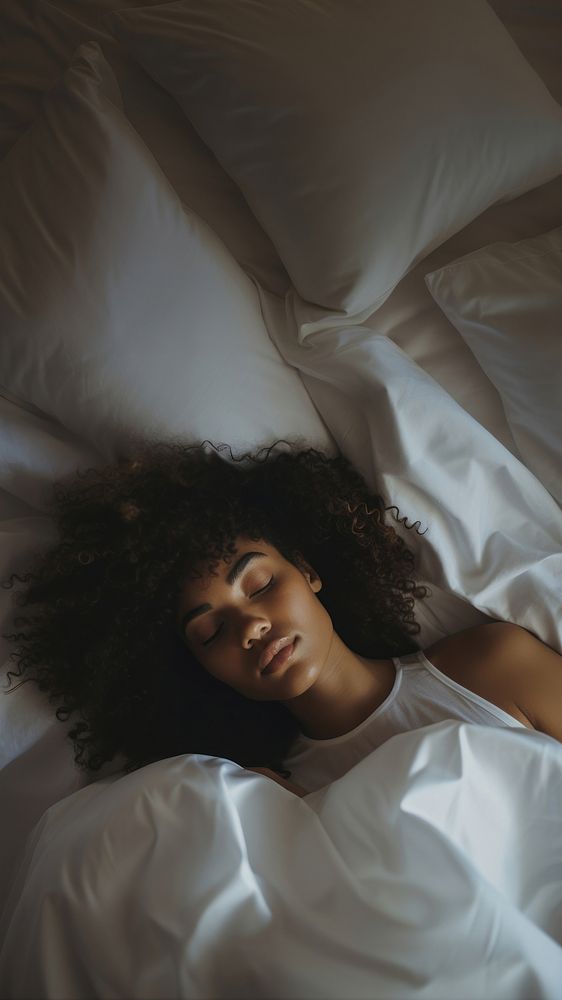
[1,720,561,999]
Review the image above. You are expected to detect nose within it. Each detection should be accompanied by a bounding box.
[242,616,270,649]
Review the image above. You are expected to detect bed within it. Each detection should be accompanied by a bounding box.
[0,1,561,996]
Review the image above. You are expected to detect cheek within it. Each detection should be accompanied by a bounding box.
[199,652,237,685]
[199,648,255,697]
[286,579,332,630]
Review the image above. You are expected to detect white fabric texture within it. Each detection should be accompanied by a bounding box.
[260,289,562,653]
[425,226,562,506]
[0,397,113,912]
[0,0,289,296]
[0,41,333,461]
[109,0,562,323]
[1,722,562,999]
[285,649,525,791]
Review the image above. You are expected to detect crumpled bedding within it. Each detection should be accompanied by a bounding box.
[260,302,562,652]
[1,720,561,999]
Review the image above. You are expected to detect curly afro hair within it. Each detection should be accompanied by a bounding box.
[2,439,429,777]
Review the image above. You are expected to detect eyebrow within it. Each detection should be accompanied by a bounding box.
[179,551,268,635]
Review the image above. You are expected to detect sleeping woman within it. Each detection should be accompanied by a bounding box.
[3,440,562,797]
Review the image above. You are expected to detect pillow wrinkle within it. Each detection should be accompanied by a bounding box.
[109,0,562,324]
[0,40,334,460]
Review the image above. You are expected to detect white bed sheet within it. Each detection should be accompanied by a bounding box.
[260,301,562,647]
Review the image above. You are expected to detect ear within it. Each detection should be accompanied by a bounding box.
[294,552,322,593]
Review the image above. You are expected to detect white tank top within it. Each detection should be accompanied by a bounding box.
[284,649,525,792]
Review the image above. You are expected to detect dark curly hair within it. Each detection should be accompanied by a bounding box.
[2,439,429,777]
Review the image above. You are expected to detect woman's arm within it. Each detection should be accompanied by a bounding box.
[426,622,562,741]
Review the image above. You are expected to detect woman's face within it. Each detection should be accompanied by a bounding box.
[176,535,333,701]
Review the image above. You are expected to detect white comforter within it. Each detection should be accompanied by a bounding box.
[1,720,561,999]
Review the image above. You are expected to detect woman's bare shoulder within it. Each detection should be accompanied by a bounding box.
[423,622,541,728]
[425,621,528,672]
[425,621,562,740]
[421,619,562,742]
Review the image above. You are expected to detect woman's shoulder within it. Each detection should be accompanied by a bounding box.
[423,621,540,727]
[425,621,528,673]
[424,621,562,741]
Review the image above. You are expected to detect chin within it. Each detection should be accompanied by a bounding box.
[278,662,319,700]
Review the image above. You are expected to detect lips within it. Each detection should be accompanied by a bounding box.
[259,635,295,672]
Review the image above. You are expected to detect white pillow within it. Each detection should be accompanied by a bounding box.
[425,226,562,507]
[0,0,290,297]
[109,0,562,322]
[0,41,334,461]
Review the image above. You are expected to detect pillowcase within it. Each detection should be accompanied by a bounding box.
[0,0,290,297]
[425,226,562,506]
[0,41,334,461]
[108,0,562,323]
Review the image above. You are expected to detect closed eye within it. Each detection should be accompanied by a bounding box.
[202,628,221,647]
[201,576,275,647]
[252,576,275,599]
